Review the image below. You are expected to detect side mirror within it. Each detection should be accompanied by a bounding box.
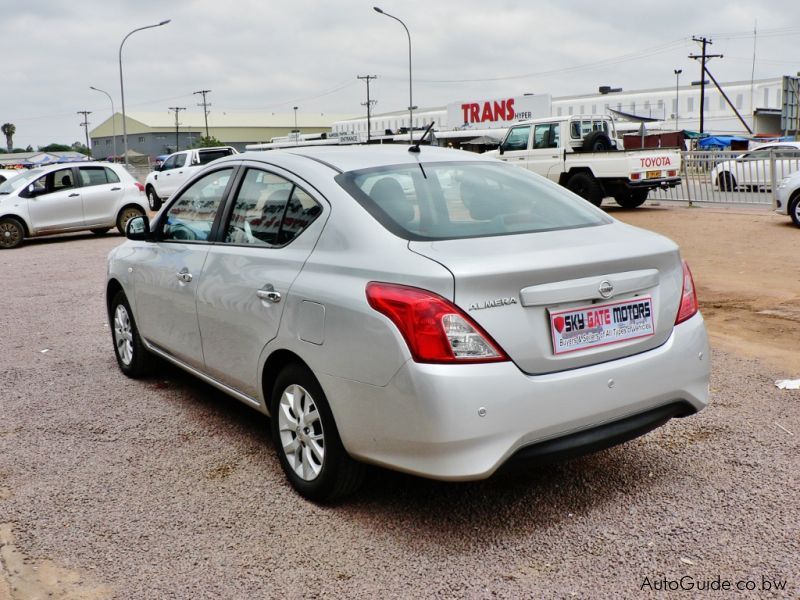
[126,215,152,241]
[498,143,505,156]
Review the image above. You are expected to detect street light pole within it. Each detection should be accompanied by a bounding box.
[373,7,414,143]
[293,106,298,145]
[90,86,117,161]
[673,69,682,130]
[118,19,171,169]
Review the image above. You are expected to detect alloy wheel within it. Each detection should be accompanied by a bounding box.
[277,384,325,481]
[113,304,134,366]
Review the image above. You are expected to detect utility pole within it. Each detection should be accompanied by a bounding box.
[357,75,378,142]
[689,37,722,134]
[168,106,186,151]
[193,89,211,138]
[77,110,92,159]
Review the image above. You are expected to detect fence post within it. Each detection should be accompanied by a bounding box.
[682,150,692,207]
[770,149,778,209]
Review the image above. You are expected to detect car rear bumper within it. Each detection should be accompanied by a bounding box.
[628,177,682,189]
[318,312,710,481]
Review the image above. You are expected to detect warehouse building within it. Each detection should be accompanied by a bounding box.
[89,111,355,160]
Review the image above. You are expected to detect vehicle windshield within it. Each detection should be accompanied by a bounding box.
[336,161,611,241]
[0,169,43,194]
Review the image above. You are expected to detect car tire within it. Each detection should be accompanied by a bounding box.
[271,363,365,502]
[146,187,162,212]
[790,193,800,228]
[718,172,737,191]
[91,228,110,235]
[582,131,613,152]
[566,172,604,206]
[116,206,145,234]
[613,189,648,209]
[110,290,156,378]
[0,217,24,249]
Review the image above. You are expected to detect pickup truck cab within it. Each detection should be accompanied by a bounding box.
[486,115,681,208]
[145,146,238,210]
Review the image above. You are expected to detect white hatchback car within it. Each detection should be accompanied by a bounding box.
[0,162,147,249]
[710,141,800,191]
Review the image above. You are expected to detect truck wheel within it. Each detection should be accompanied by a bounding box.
[717,172,737,191]
[146,186,162,211]
[566,173,604,206]
[582,131,613,152]
[614,189,648,209]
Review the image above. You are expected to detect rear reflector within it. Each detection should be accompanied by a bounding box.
[366,282,509,364]
[675,260,699,324]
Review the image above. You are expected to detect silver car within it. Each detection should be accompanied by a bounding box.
[107,146,710,501]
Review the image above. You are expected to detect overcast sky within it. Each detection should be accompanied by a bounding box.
[1,0,797,148]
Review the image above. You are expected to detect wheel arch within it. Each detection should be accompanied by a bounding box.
[106,278,124,319]
[558,167,595,187]
[0,213,30,237]
[261,349,314,416]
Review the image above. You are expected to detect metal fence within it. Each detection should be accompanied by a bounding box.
[648,149,800,205]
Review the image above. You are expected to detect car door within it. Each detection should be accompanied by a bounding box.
[25,167,83,232]
[529,122,563,181]
[196,166,326,397]
[132,166,236,369]
[78,166,125,226]
[160,152,190,198]
[498,125,532,169]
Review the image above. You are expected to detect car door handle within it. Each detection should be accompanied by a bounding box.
[176,268,193,283]
[69,193,80,197]
[516,157,525,160]
[111,187,121,191]
[256,286,281,303]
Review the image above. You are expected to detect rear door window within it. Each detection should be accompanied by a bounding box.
[198,149,234,165]
[223,169,321,247]
[79,166,120,186]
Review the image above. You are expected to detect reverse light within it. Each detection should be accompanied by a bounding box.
[366,282,509,363]
[675,260,699,324]
[134,182,145,193]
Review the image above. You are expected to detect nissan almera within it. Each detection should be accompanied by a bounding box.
[106,145,710,502]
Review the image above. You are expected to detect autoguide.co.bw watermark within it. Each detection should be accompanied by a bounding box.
[640,574,788,593]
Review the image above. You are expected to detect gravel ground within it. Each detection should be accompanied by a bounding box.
[0,231,798,599]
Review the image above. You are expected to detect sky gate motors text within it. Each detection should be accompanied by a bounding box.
[562,301,652,333]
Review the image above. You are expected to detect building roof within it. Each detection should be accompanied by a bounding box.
[90,111,356,137]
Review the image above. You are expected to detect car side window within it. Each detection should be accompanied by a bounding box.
[223,169,321,247]
[173,153,188,168]
[503,126,531,151]
[79,166,120,187]
[161,168,233,243]
[533,124,558,149]
[50,169,75,192]
[198,149,233,165]
[161,156,178,171]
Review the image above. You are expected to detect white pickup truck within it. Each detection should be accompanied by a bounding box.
[145,146,238,210]
[486,115,681,208]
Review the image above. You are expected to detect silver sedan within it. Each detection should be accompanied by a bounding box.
[106,145,710,502]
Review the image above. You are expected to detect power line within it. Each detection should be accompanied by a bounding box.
[193,89,212,138]
[168,106,186,151]
[357,75,377,142]
[77,110,92,158]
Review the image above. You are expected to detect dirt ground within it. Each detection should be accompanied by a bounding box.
[611,202,800,377]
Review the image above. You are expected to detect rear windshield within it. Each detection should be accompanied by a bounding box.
[335,161,611,241]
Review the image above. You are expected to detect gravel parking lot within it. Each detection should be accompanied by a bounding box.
[1,207,798,599]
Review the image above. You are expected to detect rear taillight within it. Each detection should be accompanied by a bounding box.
[667,169,678,177]
[134,182,145,193]
[630,172,641,181]
[675,260,699,324]
[366,282,509,364]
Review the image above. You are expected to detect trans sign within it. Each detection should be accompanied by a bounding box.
[446,94,552,130]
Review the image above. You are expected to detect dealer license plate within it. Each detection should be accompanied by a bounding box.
[549,296,655,355]
[646,170,661,179]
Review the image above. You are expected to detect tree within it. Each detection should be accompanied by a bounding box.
[25,145,33,152]
[191,135,224,149]
[38,143,73,152]
[1,123,15,152]
[71,141,90,157]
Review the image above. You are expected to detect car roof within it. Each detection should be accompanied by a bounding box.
[231,144,491,173]
[751,141,800,150]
